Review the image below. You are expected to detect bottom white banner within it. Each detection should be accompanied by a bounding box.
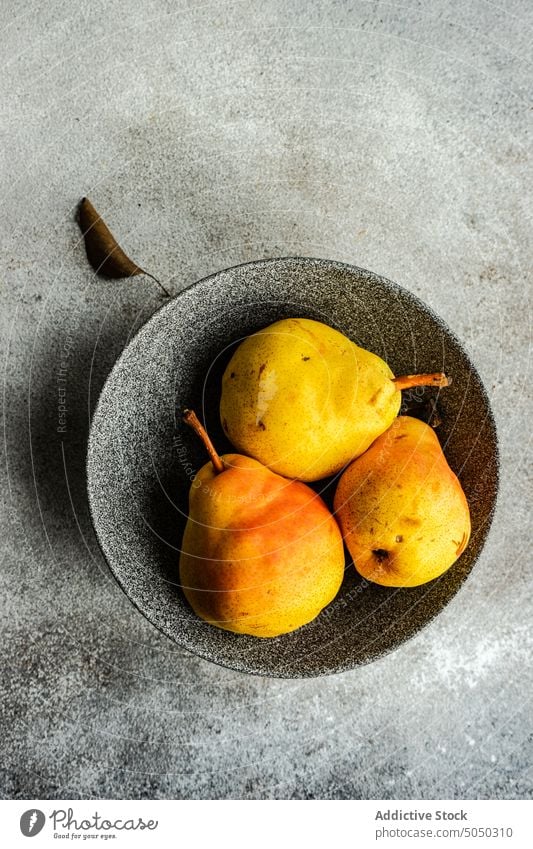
[2,799,530,848]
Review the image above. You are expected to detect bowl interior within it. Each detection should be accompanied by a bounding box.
[87,258,498,677]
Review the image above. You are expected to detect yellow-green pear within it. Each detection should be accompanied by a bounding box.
[333,416,471,587]
[220,318,448,481]
[179,410,345,637]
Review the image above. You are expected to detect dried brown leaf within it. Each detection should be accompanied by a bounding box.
[77,198,169,296]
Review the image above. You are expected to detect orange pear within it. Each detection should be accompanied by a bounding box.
[179,410,345,637]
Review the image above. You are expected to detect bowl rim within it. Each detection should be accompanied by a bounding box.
[86,255,500,678]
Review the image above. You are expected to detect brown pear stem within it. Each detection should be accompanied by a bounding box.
[392,372,451,391]
[183,409,225,474]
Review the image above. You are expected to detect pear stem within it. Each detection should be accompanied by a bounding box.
[392,372,450,391]
[183,409,225,474]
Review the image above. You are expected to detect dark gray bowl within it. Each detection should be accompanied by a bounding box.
[87,257,498,677]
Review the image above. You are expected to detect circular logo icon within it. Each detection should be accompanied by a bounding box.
[20,810,46,837]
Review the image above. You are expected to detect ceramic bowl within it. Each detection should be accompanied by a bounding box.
[87,258,498,677]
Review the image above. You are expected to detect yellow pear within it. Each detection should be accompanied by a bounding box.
[179,410,345,637]
[220,318,448,481]
[333,416,471,587]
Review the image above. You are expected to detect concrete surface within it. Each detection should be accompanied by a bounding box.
[1,0,531,799]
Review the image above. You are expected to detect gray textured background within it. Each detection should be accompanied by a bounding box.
[1,0,531,799]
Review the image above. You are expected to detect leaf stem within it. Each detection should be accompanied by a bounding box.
[144,271,171,298]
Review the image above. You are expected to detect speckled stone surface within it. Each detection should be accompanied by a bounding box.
[1,0,531,798]
[87,258,498,677]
